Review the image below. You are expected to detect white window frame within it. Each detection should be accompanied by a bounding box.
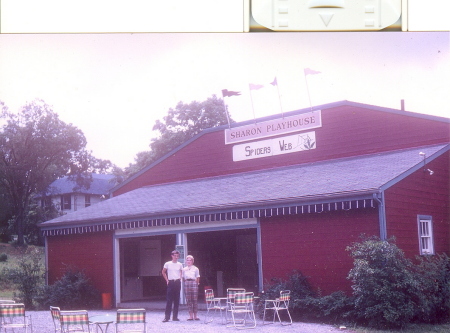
[85,194,91,207]
[417,215,434,255]
[61,194,71,210]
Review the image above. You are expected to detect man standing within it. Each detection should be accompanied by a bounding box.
[161,250,183,322]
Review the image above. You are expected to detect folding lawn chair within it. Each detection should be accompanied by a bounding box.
[50,306,62,333]
[228,292,257,329]
[263,290,292,325]
[0,303,33,333]
[59,310,91,333]
[204,289,226,324]
[226,288,245,323]
[115,308,146,333]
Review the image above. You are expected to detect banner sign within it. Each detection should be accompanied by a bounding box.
[232,131,316,162]
[225,110,321,144]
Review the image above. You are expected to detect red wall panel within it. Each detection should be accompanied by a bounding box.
[114,105,449,196]
[47,232,114,295]
[260,208,379,295]
[385,152,450,256]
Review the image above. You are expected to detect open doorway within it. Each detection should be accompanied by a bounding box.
[118,227,259,302]
[187,228,258,297]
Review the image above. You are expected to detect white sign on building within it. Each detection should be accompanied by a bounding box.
[225,110,321,144]
[232,131,316,162]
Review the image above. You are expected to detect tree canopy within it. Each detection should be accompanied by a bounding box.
[0,99,111,245]
[125,94,232,176]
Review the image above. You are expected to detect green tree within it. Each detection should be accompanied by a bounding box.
[0,99,110,245]
[125,94,232,177]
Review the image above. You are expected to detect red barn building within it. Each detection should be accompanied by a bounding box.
[39,101,450,306]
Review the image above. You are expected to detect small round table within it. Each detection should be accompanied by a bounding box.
[89,314,114,333]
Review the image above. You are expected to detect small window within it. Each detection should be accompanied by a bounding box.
[85,195,91,207]
[61,194,71,210]
[417,215,434,255]
[41,197,52,209]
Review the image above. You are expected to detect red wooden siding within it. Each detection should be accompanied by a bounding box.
[260,208,379,295]
[114,105,449,196]
[384,152,450,257]
[47,232,114,295]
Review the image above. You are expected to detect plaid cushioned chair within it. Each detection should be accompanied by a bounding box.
[115,308,146,333]
[0,303,33,332]
[228,292,256,329]
[263,290,292,325]
[204,289,226,324]
[50,306,62,333]
[59,310,91,333]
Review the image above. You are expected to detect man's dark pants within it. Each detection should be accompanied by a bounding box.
[165,279,181,320]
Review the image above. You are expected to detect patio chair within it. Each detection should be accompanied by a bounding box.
[0,303,33,333]
[226,288,245,323]
[50,306,63,333]
[115,308,146,333]
[228,292,256,329]
[262,290,292,325]
[59,310,91,333]
[204,289,226,324]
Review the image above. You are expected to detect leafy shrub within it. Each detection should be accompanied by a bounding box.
[347,236,419,329]
[413,253,450,324]
[301,291,354,324]
[0,246,45,309]
[0,253,7,262]
[36,267,101,310]
[257,270,352,323]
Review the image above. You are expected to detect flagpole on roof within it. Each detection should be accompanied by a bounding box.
[221,101,231,129]
[270,77,283,118]
[221,89,241,129]
[304,68,321,110]
[248,83,263,124]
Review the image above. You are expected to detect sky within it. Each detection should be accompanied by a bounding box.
[0,32,448,168]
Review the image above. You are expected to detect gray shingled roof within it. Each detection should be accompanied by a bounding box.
[43,173,116,196]
[39,144,448,229]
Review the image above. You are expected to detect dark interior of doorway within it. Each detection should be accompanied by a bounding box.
[188,228,258,297]
[120,228,258,301]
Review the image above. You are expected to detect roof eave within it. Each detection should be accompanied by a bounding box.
[39,189,378,231]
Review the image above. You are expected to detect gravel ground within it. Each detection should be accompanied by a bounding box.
[26,308,351,332]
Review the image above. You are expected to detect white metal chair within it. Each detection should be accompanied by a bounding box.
[59,310,91,333]
[204,289,227,324]
[228,292,256,329]
[115,308,147,333]
[263,290,292,325]
[0,303,33,332]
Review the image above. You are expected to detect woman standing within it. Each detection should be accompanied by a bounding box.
[183,255,201,320]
